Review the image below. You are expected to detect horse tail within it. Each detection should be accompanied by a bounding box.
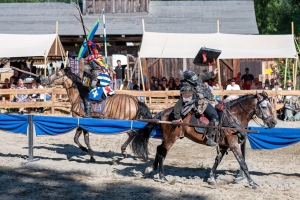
[131,111,163,160]
[137,101,152,119]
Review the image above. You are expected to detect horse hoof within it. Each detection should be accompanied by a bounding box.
[145,166,153,174]
[160,177,168,183]
[122,151,127,158]
[250,182,260,189]
[209,177,217,186]
[90,157,96,163]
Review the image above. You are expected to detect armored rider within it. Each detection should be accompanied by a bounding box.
[173,68,219,146]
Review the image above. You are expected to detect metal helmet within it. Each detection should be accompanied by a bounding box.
[183,70,198,82]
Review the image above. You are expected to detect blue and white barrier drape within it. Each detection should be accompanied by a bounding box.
[248,127,300,150]
[1,114,300,150]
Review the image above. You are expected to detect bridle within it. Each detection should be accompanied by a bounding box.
[50,69,74,90]
[237,93,273,127]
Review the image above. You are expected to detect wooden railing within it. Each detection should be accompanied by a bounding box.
[0,88,299,114]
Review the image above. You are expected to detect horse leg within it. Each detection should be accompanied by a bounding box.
[74,127,88,153]
[121,130,137,159]
[209,147,228,185]
[157,143,170,182]
[83,129,96,162]
[145,144,160,175]
[230,143,259,189]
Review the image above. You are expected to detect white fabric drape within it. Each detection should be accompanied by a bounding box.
[140,32,297,59]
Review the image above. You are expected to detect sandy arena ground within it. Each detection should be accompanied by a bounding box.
[0,118,299,200]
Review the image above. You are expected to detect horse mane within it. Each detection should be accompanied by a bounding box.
[63,67,89,99]
[229,94,256,107]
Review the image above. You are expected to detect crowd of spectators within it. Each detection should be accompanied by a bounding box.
[0,69,51,114]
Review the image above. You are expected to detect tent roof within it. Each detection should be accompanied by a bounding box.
[0,34,65,58]
[140,32,297,59]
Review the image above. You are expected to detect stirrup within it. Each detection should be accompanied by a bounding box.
[206,140,217,146]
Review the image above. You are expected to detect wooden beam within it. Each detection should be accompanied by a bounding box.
[148,58,159,69]
[221,59,233,71]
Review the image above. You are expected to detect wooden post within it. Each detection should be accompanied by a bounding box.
[183,58,187,71]
[51,89,56,114]
[142,19,145,33]
[55,21,58,56]
[274,85,278,119]
[126,55,130,80]
[284,58,288,88]
[292,21,294,35]
[295,53,299,89]
[217,20,220,33]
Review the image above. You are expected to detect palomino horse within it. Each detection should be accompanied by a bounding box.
[132,89,277,189]
[41,67,153,162]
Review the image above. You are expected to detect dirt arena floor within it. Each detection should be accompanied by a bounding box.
[0,118,299,200]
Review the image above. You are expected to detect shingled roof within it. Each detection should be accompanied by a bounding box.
[0,1,258,35]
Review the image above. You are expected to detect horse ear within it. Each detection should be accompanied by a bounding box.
[257,92,263,100]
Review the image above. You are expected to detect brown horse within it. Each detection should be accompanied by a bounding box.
[131,89,277,189]
[41,67,154,162]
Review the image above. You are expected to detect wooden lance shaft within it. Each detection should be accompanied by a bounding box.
[138,119,259,133]
[10,66,39,77]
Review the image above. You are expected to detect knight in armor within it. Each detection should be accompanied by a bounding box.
[173,68,219,146]
[82,40,114,118]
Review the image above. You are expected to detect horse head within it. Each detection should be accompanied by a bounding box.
[255,91,277,128]
[48,68,68,86]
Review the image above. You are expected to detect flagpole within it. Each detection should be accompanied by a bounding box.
[102,9,108,64]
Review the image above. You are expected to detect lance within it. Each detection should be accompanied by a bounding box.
[71,0,92,55]
[138,119,259,133]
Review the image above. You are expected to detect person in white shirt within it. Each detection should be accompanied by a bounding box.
[284,80,293,100]
[225,78,240,101]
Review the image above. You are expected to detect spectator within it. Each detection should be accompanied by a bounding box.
[234,72,242,84]
[173,78,181,90]
[264,85,270,90]
[161,78,168,90]
[225,78,240,101]
[120,79,130,90]
[272,82,283,103]
[241,68,254,89]
[257,81,263,89]
[269,78,275,90]
[168,82,175,90]
[10,70,20,86]
[264,79,270,88]
[1,78,10,101]
[130,77,138,90]
[243,80,252,90]
[212,82,221,101]
[2,78,10,89]
[15,79,29,114]
[112,60,123,89]
[20,63,31,80]
[151,78,160,91]
[204,81,212,90]
[35,78,51,113]
[250,78,259,89]
[284,80,294,100]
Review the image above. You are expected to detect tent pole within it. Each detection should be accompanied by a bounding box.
[55,21,58,73]
[217,59,221,89]
[284,58,288,88]
[217,20,220,33]
[138,52,145,91]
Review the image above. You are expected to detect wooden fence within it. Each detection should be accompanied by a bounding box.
[0,88,299,115]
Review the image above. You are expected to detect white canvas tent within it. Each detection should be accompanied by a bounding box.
[0,34,65,58]
[140,32,297,59]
